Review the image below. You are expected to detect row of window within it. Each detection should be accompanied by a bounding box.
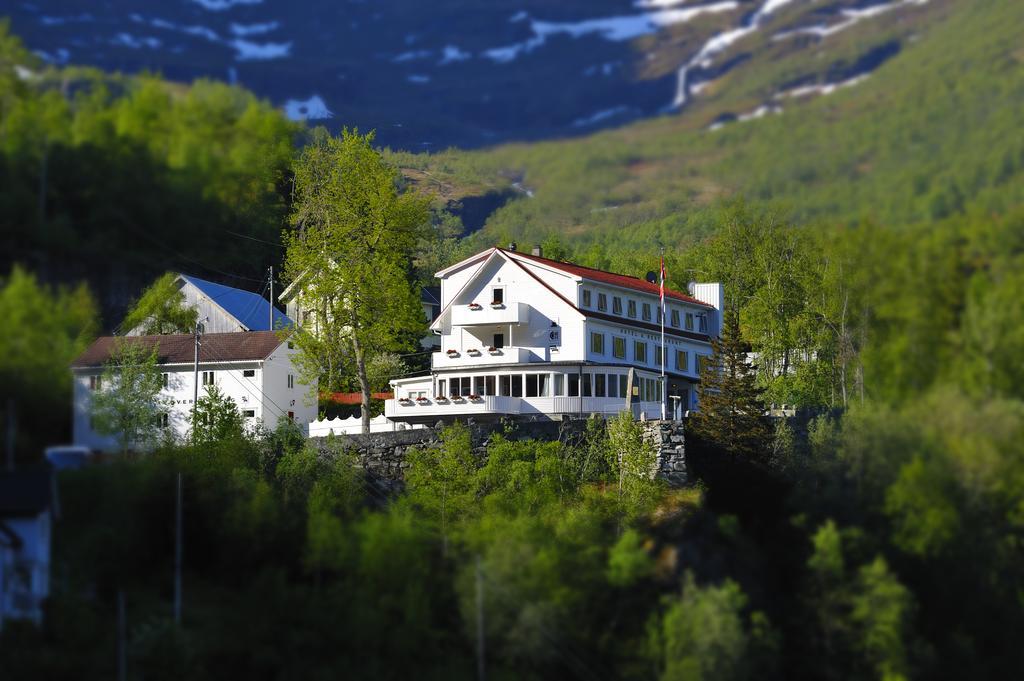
[581,288,708,332]
[435,371,664,401]
[590,332,703,373]
[90,369,284,391]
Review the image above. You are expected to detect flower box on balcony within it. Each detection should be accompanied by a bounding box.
[434,396,448,403]
[450,395,466,402]
[487,346,501,354]
[467,348,481,356]
[468,303,483,311]
[398,398,414,405]
[468,394,482,401]
[415,396,430,403]
[489,302,504,308]
[446,349,459,356]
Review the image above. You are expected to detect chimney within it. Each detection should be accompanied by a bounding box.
[531,244,543,257]
[508,242,517,252]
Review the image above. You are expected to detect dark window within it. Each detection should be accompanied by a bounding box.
[287,374,294,389]
[89,375,101,390]
[597,293,607,311]
[525,374,539,397]
[612,297,622,315]
[568,374,580,397]
[671,309,680,328]
[499,375,511,396]
[510,375,523,397]
[676,350,689,372]
[485,375,496,395]
[634,341,647,363]
[243,410,255,418]
[686,312,694,330]
[642,303,652,321]
[608,375,619,398]
[243,369,255,378]
[474,376,486,396]
[202,371,214,386]
[460,377,471,395]
[627,300,637,318]
[288,411,295,420]
[620,375,628,397]
[492,287,504,304]
[451,378,462,397]
[699,314,708,333]
[493,333,505,349]
[655,345,663,367]
[538,374,549,397]
[161,373,169,388]
[438,379,447,395]
[553,374,564,396]
[582,289,592,307]
[582,373,592,397]
[590,332,604,355]
[594,374,606,398]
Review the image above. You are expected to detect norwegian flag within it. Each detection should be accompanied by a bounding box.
[659,255,667,311]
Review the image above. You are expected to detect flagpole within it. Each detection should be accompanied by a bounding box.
[660,250,666,421]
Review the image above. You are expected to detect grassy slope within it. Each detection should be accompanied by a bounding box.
[394,0,1024,248]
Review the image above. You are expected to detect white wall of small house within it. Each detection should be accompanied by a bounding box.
[72,345,316,452]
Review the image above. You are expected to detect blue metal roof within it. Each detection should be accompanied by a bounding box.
[181,274,292,331]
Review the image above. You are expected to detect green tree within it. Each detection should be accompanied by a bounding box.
[121,272,198,335]
[190,384,245,445]
[91,341,169,453]
[282,128,430,433]
[690,306,771,460]
[605,412,662,520]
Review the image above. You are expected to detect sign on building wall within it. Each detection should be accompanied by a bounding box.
[547,326,562,346]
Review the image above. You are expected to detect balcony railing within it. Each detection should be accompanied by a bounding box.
[385,394,663,420]
[434,346,534,368]
[451,301,531,326]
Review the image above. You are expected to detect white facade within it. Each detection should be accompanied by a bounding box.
[72,337,317,452]
[386,247,723,423]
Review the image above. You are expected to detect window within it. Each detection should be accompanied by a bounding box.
[582,289,592,308]
[460,377,471,395]
[699,314,708,333]
[627,300,637,318]
[491,287,504,305]
[676,350,689,373]
[553,374,564,396]
[619,375,628,398]
[474,376,487,396]
[594,374,606,398]
[612,296,622,315]
[581,373,592,397]
[160,373,168,389]
[686,312,694,330]
[634,341,647,363]
[485,375,496,395]
[89,375,102,391]
[499,375,510,396]
[671,309,680,328]
[654,345,663,367]
[438,379,447,395]
[608,375,618,398]
[156,413,169,429]
[657,307,662,324]
[590,332,605,355]
[613,337,626,359]
[287,374,295,389]
[288,411,295,421]
[243,410,255,418]
[525,374,539,397]
[698,355,711,374]
[568,373,580,397]
[243,369,255,378]
[510,374,523,397]
[202,371,214,386]
[538,373,549,397]
[493,333,505,349]
[642,302,652,321]
[597,293,607,312]
[450,377,462,397]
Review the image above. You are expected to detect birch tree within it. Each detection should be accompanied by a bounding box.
[283,129,429,433]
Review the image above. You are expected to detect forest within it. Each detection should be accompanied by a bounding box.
[2,7,1024,680]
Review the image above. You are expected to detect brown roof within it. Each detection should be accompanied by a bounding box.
[499,248,712,307]
[72,331,285,369]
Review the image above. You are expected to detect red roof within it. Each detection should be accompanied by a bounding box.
[499,248,711,307]
[72,331,286,368]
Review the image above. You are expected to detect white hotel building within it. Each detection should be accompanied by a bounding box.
[386,246,723,424]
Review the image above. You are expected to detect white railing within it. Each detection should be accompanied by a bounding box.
[451,301,530,327]
[433,346,535,368]
[308,414,424,436]
[385,394,663,420]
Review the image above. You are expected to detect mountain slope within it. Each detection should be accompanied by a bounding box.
[394,0,1024,247]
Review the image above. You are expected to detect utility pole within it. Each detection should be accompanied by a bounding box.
[117,589,126,681]
[660,249,667,421]
[268,265,274,331]
[5,399,14,472]
[174,472,183,625]
[475,555,486,681]
[192,320,204,424]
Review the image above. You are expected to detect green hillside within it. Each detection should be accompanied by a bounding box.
[394,0,1024,249]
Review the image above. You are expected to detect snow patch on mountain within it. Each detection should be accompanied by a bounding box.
[572,105,631,127]
[484,3,738,63]
[284,95,332,121]
[111,33,162,50]
[438,45,471,65]
[231,39,291,61]
[777,74,869,98]
[191,0,263,11]
[774,0,930,41]
[229,22,280,37]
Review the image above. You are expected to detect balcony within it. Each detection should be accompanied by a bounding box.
[385,394,663,421]
[451,301,530,327]
[433,346,534,368]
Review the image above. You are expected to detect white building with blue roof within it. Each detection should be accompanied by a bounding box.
[124,273,291,336]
